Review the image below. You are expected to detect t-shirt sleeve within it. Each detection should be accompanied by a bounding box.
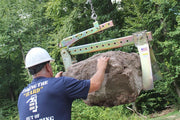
[63,77,90,100]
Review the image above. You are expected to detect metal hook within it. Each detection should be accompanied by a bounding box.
[86,0,98,21]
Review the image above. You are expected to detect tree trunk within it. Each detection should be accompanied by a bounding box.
[9,86,15,101]
[174,82,180,97]
[17,38,31,77]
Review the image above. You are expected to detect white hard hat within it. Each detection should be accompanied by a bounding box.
[25,47,54,68]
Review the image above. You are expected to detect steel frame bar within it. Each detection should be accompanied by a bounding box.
[59,20,114,48]
[68,32,152,55]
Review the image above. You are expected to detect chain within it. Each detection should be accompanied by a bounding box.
[86,0,97,21]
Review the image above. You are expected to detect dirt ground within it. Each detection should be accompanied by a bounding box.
[149,108,180,120]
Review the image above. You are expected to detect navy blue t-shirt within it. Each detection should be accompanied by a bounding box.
[18,76,90,120]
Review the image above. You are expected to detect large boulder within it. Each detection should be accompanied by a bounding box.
[63,51,143,106]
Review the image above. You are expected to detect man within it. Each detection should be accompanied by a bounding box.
[18,47,109,120]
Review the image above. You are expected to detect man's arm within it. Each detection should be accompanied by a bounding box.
[89,56,109,93]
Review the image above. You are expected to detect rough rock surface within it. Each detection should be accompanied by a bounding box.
[63,51,143,106]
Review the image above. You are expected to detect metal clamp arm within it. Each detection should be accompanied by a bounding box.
[59,20,114,48]
[68,32,152,55]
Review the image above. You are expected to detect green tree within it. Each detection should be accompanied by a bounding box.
[0,0,27,101]
[0,0,54,101]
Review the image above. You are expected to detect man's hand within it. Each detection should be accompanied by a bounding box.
[89,56,110,93]
[97,56,110,72]
[55,71,63,78]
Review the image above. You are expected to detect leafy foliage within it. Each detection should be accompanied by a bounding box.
[135,90,170,114]
[0,0,54,100]
[71,100,144,120]
[0,99,19,120]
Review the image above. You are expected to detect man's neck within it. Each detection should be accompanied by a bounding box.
[33,72,50,79]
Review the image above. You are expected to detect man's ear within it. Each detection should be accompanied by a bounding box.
[45,63,51,72]
[45,62,53,77]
